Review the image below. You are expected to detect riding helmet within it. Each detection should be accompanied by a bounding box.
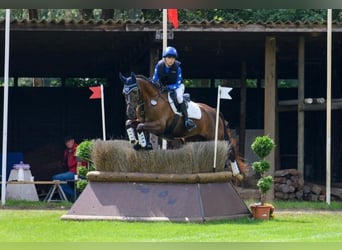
[162,46,178,58]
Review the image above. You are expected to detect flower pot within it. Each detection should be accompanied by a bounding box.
[250,205,272,220]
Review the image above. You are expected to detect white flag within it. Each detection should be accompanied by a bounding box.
[220,86,232,99]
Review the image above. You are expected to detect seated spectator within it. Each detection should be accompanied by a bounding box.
[52,136,85,200]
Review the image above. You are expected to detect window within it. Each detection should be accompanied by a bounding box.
[65,78,107,87]
[18,77,62,87]
[0,77,14,87]
[278,79,298,88]
[184,79,211,88]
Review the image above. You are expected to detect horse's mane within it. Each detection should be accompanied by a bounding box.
[136,74,154,84]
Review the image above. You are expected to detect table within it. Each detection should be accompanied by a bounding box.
[2,180,69,202]
[43,180,69,202]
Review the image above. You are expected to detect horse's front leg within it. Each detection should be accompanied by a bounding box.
[125,119,139,144]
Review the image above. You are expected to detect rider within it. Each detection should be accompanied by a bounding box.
[152,46,197,131]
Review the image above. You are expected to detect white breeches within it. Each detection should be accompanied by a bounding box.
[175,83,185,103]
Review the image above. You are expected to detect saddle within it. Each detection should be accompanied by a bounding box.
[168,92,202,120]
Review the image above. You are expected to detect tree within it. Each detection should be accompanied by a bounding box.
[1,9,342,22]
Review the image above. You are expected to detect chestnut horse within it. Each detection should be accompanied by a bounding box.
[120,72,246,177]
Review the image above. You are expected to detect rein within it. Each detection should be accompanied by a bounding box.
[150,86,169,104]
[136,78,169,104]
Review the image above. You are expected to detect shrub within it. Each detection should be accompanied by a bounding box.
[251,135,276,204]
[251,135,275,159]
[75,140,94,193]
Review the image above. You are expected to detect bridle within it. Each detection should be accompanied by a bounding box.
[123,77,170,120]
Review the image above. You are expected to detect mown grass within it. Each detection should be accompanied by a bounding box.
[1,201,342,242]
[273,200,342,210]
[2,199,72,210]
[3,199,342,211]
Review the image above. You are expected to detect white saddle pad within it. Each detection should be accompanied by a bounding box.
[168,93,202,120]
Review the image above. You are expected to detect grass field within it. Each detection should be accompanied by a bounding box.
[1,201,342,242]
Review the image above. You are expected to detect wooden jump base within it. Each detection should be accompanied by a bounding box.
[62,171,251,222]
[87,171,232,184]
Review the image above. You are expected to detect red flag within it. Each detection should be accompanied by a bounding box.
[89,86,101,99]
[168,9,178,29]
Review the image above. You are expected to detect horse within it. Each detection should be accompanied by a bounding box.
[119,72,247,179]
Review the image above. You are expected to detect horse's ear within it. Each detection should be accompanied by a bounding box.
[131,72,136,82]
[119,72,127,83]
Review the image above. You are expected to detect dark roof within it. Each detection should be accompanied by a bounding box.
[1,18,342,32]
[0,18,339,78]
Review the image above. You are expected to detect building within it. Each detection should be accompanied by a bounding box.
[1,17,341,184]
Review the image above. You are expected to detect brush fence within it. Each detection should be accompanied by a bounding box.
[90,139,231,174]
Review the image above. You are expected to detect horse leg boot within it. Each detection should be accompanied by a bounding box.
[137,132,147,148]
[126,127,137,144]
[145,132,153,150]
[179,102,197,131]
[228,146,244,181]
[125,121,137,144]
[135,123,147,150]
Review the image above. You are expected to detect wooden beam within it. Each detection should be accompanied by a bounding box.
[302,102,342,111]
[149,47,160,150]
[239,61,247,156]
[87,171,233,184]
[264,36,277,202]
[298,36,305,176]
[278,99,342,112]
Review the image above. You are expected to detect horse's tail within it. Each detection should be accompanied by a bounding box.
[219,113,248,178]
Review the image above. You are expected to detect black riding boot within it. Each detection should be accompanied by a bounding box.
[179,102,197,131]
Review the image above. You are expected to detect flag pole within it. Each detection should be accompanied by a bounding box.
[161,9,168,149]
[162,9,167,51]
[100,84,106,141]
[2,9,11,206]
[213,86,222,172]
[326,9,332,205]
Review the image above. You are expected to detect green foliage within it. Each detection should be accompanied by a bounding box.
[141,9,161,20]
[75,140,93,163]
[77,166,88,178]
[251,135,275,159]
[252,160,270,176]
[76,179,88,191]
[0,77,15,87]
[2,209,342,241]
[251,135,276,203]
[4,199,72,209]
[65,78,107,87]
[75,140,95,192]
[1,9,342,22]
[176,9,331,23]
[257,176,273,194]
[88,164,96,171]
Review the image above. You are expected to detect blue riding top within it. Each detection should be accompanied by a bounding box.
[152,59,182,90]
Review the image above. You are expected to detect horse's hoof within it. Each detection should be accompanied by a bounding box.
[133,143,142,150]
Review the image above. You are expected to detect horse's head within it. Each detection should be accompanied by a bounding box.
[120,72,139,119]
